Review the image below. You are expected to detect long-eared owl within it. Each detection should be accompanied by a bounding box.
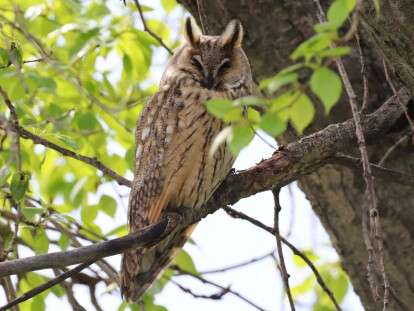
[121,17,254,301]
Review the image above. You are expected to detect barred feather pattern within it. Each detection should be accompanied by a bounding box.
[120,75,252,302]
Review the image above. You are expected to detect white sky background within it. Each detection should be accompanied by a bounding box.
[0,1,366,310]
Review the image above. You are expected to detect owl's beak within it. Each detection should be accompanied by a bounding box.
[202,74,215,89]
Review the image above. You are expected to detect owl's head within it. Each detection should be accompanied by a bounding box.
[161,17,253,91]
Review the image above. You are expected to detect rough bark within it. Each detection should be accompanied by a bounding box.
[178,1,414,310]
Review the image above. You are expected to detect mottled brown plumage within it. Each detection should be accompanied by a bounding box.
[121,17,254,301]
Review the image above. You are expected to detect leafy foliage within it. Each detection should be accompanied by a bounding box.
[291,250,350,310]
[207,0,358,155]
[0,0,180,310]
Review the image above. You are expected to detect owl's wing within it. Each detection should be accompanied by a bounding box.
[121,84,182,301]
[128,86,178,232]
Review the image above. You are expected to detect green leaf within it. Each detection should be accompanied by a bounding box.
[310,67,342,113]
[291,275,315,297]
[260,72,298,93]
[86,2,109,19]
[55,134,79,150]
[259,112,287,137]
[319,46,351,58]
[327,0,356,27]
[122,53,133,78]
[293,250,320,268]
[291,33,337,61]
[161,0,176,13]
[174,249,198,275]
[21,207,44,221]
[27,73,57,92]
[33,229,49,254]
[105,224,127,237]
[290,93,315,133]
[50,284,65,298]
[81,204,99,225]
[31,295,45,311]
[314,22,340,33]
[205,99,234,118]
[0,48,9,66]
[10,171,31,201]
[58,233,70,250]
[234,96,265,107]
[230,124,255,155]
[99,195,117,217]
[74,111,99,130]
[331,272,349,303]
[247,107,261,123]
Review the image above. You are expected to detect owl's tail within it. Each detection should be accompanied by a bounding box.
[120,224,196,302]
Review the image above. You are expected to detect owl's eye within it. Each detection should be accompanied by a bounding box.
[217,58,231,74]
[190,56,203,72]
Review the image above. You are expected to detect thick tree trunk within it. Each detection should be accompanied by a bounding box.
[178,1,414,310]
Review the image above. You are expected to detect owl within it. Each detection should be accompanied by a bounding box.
[121,17,254,301]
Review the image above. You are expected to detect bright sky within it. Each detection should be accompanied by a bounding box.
[0,1,366,310]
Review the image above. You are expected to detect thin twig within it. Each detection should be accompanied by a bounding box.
[2,197,20,258]
[0,261,94,311]
[53,269,87,311]
[132,0,173,54]
[0,209,101,243]
[0,240,18,311]
[170,279,230,300]
[0,86,21,171]
[333,153,414,186]
[89,284,104,311]
[199,251,274,275]
[223,206,342,311]
[272,188,295,311]
[378,134,409,166]
[0,15,50,58]
[313,1,389,309]
[337,42,389,311]
[356,31,369,112]
[171,265,267,311]
[50,219,120,286]
[0,86,22,265]
[196,0,208,34]
[0,275,18,311]
[18,125,131,187]
[383,59,414,133]
[0,57,44,69]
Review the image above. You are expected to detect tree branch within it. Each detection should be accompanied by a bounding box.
[171,265,267,311]
[0,88,410,288]
[0,78,131,188]
[15,125,132,187]
[0,261,94,311]
[0,215,179,277]
[272,188,296,311]
[132,0,173,55]
[223,206,342,311]
[198,250,274,275]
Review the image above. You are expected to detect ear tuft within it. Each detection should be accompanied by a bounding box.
[220,20,244,48]
[183,17,202,46]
